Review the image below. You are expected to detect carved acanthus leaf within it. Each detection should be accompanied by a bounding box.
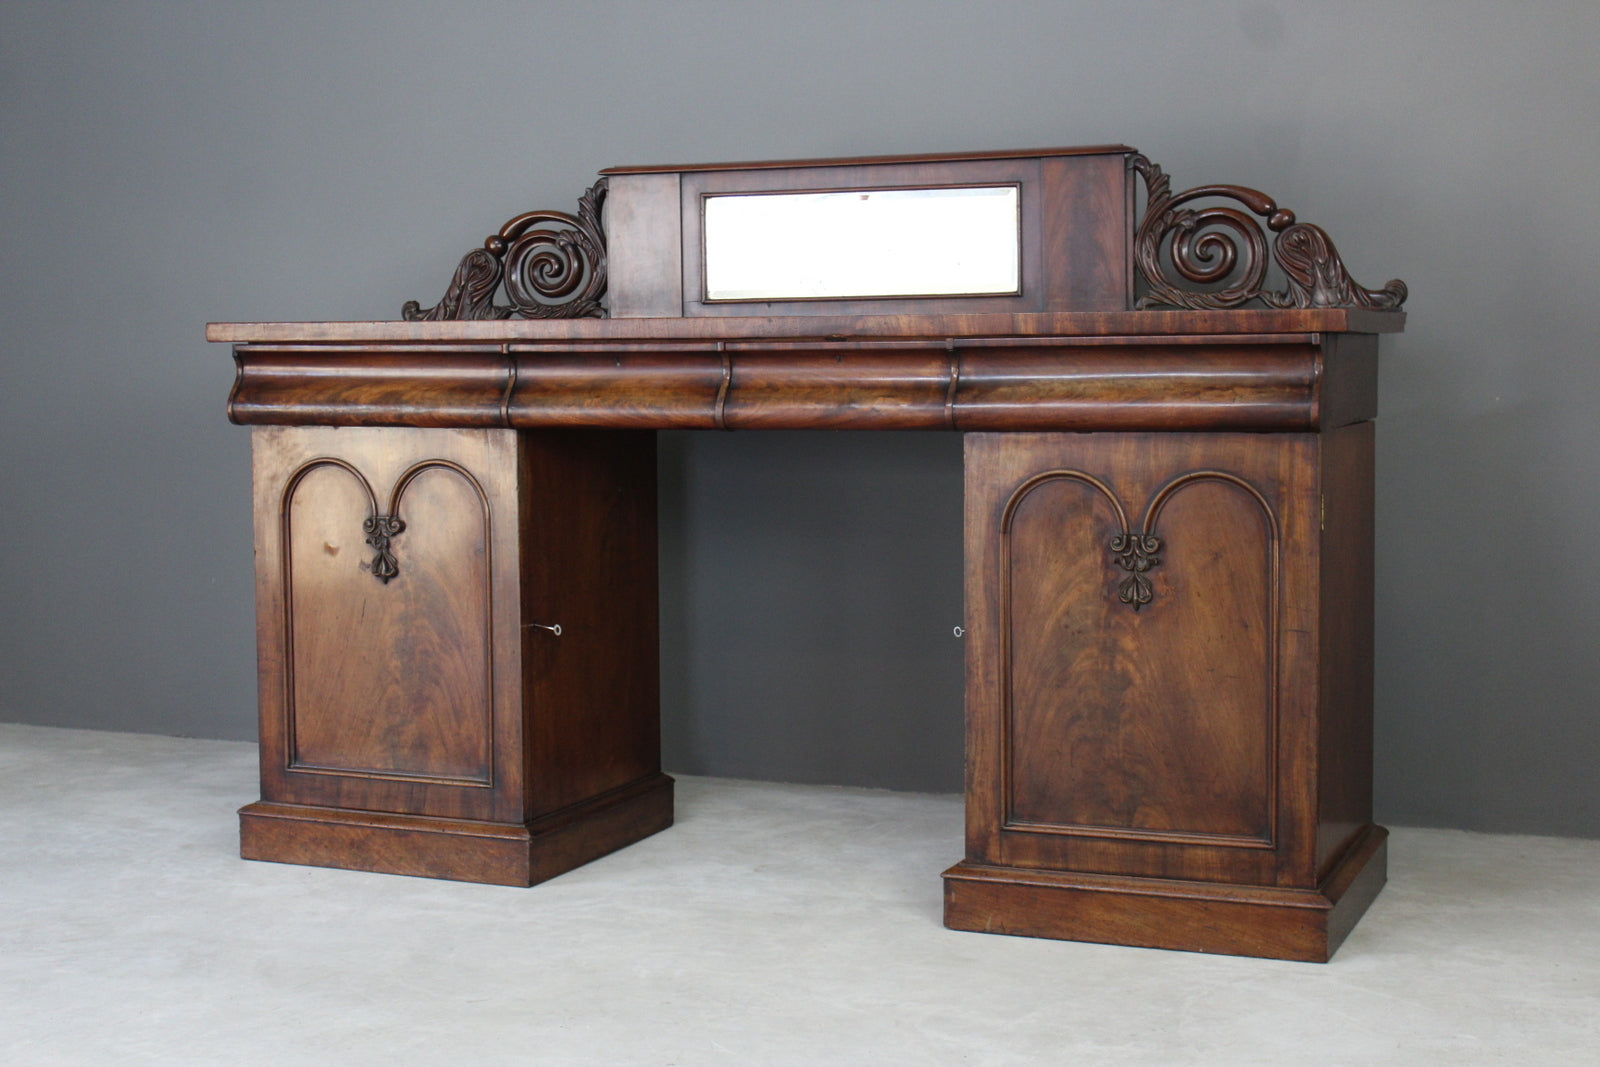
[403,179,609,321]
[1110,531,1162,612]
[1130,155,1406,312]
[363,514,405,584]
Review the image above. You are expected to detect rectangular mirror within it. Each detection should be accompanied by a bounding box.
[702,185,1020,302]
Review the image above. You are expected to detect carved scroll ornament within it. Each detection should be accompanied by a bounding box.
[1110,531,1161,611]
[363,514,405,584]
[1130,155,1407,311]
[403,179,608,321]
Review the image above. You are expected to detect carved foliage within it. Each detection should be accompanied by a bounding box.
[362,514,405,584]
[1003,471,1167,613]
[1110,532,1162,611]
[403,179,609,321]
[1004,470,1285,614]
[1130,155,1406,311]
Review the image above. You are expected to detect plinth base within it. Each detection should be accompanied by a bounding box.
[240,774,674,887]
[943,825,1387,962]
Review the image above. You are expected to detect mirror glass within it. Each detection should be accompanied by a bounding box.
[703,185,1020,301]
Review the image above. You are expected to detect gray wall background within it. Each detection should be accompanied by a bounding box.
[3,1,1597,837]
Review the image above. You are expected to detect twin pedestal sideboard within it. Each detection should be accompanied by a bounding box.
[210,145,1407,961]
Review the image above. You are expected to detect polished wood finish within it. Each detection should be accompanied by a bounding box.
[599,144,1137,175]
[208,308,1405,344]
[666,154,1131,318]
[215,146,1403,958]
[604,148,1135,318]
[1130,155,1407,312]
[220,315,1390,957]
[606,172,683,319]
[944,416,1383,959]
[402,182,609,321]
[241,424,667,885]
[225,322,1384,435]
[943,826,1387,963]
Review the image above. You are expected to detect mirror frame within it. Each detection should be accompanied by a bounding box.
[601,146,1136,318]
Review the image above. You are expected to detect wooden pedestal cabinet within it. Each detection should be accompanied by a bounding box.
[944,425,1386,961]
[240,424,671,886]
[216,143,1408,959]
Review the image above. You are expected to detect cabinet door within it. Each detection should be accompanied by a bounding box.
[964,432,1321,888]
[251,426,527,824]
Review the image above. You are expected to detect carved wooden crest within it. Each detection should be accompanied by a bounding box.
[1130,155,1407,311]
[403,180,609,321]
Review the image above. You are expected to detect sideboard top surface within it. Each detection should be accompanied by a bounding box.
[208,309,1403,346]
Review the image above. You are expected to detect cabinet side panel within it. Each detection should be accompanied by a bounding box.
[607,173,684,318]
[1039,153,1132,311]
[521,430,661,815]
[1316,420,1376,876]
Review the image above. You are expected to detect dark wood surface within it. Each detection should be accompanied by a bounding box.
[215,139,1403,957]
[398,146,1407,324]
[242,424,668,884]
[225,332,1375,435]
[1314,420,1376,878]
[649,152,1130,318]
[217,312,1394,957]
[209,308,1404,343]
[961,432,1311,886]
[943,826,1387,963]
[598,144,1138,175]
[947,420,1384,958]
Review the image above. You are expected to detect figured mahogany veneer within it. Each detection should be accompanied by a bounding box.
[946,421,1379,961]
[603,146,1135,318]
[213,145,1405,960]
[223,312,1387,433]
[240,424,667,885]
[216,309,1395,959]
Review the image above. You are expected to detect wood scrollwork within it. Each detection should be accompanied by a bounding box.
[362,514,405,584]
[1130,155,1407,311]
[403,179,609,321]
[1110,531,1162,611]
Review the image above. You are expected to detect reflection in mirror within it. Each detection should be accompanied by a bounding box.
[703,185,1020,301]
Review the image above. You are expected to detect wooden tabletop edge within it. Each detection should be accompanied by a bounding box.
[207,309,1405,345]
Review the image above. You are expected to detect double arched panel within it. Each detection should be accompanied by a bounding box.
[281,459,495,787]
[1001,468,1279,848]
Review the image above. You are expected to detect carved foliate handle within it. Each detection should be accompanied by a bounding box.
[1110,531,1162,611]
[363,514,405,584]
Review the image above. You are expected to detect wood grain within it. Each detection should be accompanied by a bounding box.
[598,144,1137,175]
[230,336,1348,433]
[225,315,1391,958]
[943,825,1386,962]
[285,459,493,784]
[246,424,667,882]
[1002,469,1275,844]
[604,172,683,318]
[208,308,1405,344]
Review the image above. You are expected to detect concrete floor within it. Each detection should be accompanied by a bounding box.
[1,724,1597,1065]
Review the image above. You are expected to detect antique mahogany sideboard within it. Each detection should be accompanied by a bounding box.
[210,146,1407,961]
